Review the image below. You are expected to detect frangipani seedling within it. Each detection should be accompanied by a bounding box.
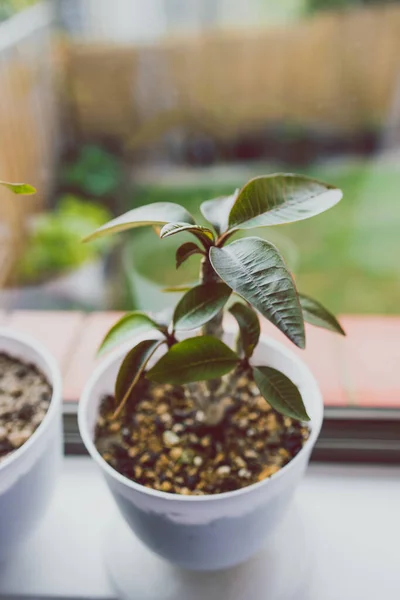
[85,174,345,426]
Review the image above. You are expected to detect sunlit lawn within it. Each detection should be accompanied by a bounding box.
[127,160,400,314]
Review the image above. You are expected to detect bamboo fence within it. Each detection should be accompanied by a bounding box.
[65,5,400,146]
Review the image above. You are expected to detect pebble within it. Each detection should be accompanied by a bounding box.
[195,410,205,422]
[216,465,231,476]
[172,423,184,433]
[234,456,246,469]
[170,447,183,461]
[246,428,256,437]
[160,413,172,424]
[160,481,172,492]
[258,465,279,481]
[163,430,180,447]
[0,426,7,440]
[193,456,203,467]
[109,422,121,433]
[8,428,33,448]
[238,468,252,479]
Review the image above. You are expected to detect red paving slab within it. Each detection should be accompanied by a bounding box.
[338,316,400,408]
[1,310,399,408]
[5,311,85,372]
[63,311,123,402]
[256,318,348,406]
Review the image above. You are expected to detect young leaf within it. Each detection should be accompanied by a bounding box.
[253,366,310,421]
[200,190,239,235]
[115,339,163,406]
[229,302,260,358]
[299,294,345,336]
[147,336,239,384]
[228,174,342,229]
[173,283,231,331]
[83,202,195,242]
[210,237,305,348]
[0,180,36,195]
[160,222,214,247]
[176,242,203,269]
[98,312,163,356]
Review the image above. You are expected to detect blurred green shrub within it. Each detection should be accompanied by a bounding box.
[18,195,113,284]
[62,145,124,198]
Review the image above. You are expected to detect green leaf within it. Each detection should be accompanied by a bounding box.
[253,366,310,421]
[229,302,260,358]
[115,339,163,404]
[83,202,195,242]
[173,283,231,331]
[98,312,162,356]
[0,180,36,195]
[176,242,203,269]
[162,284,192,293]
[160,222,214,247]
[299,294,345,336]
[210,237,305,348]
[147,336,239,384]
[200,190,239,235]
[228,174,342,229]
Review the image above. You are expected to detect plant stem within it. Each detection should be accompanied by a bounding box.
[200,256,224,339]
[195,256,226,423]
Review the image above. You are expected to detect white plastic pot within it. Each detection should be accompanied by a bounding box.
[79,332,323,571]
[0,329,62,562]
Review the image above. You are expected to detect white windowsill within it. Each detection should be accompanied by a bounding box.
[0,458,399,599]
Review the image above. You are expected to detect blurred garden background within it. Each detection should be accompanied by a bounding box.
[1,0,400,314]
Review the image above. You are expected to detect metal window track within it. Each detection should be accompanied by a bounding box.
[63,404,400,464]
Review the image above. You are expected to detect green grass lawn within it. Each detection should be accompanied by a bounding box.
[126,160,400,314]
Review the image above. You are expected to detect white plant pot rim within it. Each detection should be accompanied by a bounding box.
[79,330,323,503]
[0,328,62,472]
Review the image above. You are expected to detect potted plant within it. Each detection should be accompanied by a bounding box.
[0,181,62,561]
[0,194,114,310]
[79,173,345,571]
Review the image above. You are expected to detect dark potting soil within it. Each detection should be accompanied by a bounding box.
[94,371,310,495]
[0,353,52,462]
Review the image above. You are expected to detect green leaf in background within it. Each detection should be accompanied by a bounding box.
[115,339,163,406]
[228,174,342,229]
[173,282,231,331]
[0,180,36,195]
[200,190,239,235]
[229,302,261,358]
[210,237,305,348]
[160,222,214,246]
[147,336,239,384]
[83,203,195,242]
[253,366,310,421]
[98,312,163,356]
[62,145,123,197]
[18,194,113,284]
[176,242,203,269]
[299,293,345,335]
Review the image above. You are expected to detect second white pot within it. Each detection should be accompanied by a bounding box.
[79,332,323,571]
[0,329,62,562]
